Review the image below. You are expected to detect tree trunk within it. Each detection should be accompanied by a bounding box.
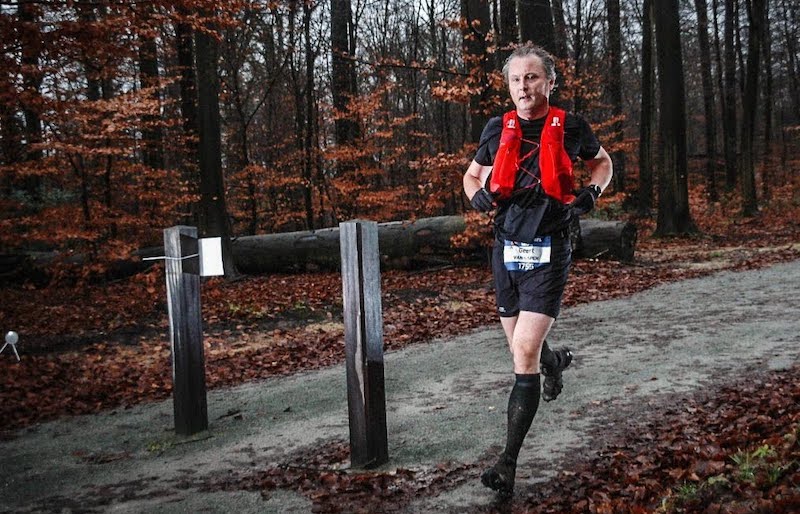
[722,0,738,189]
[498,0,518,65]
[573,0,584,113]
[779,0,800,121]
[8,219,635,280]
[734,0,746,96]
[232,216,470,273]
[138,15,164,171]
[551,0,569,59]
[517,0,556,54]
[573,219,637,262]
[607,0,625,194]
[302,1,316,229]
[0,93,23,169]
[195,12,238,277]
[638,0,655,214]
[174,7,199,225]
[712,0,726,148]
[427,0,448,150]
[760,10,773,200]
[739,0,766,216]
[654,0,697,235]
[461,0,491,143]
[695,0,718,202]
[175,9,199,146]
[19,1,43,201]
[331,0,360,146]
[226,216,638,274]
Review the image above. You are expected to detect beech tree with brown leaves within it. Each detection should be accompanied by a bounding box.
[1,0,799,279]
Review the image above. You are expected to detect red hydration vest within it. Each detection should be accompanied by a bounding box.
[489,106,576,204]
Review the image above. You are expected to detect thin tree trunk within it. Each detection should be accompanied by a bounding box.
[0,89,23,169]
[138,18,164,171]
[427,0,443,147]
[302,1,316,230]
[778,0,800,122]
[734,0,746,96]
[739,0,766,216]
[91,2,116,214]
[573,0,584,113]
[607,0,625,194]
[722,0,738,189]
[760,9,773,200]
[712,0,725,115]
[441,23,453,150]
[461,0,491,143]
[638,0,655,214]
[72,2,100,221]
[695,0,718,202]
[19,1,43,201]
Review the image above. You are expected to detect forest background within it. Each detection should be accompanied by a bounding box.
[1,0,800,511]
[1,0,797,271]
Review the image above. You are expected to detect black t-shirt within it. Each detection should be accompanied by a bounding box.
[473,111,601,241]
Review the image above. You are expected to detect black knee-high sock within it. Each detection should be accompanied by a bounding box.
[540,340,556,369]
[503,373,541,461]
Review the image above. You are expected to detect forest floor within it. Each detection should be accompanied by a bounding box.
[1,179,800,512]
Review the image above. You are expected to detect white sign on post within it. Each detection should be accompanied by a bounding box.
[199,237,224,277]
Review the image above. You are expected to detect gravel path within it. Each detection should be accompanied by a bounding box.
[2,260,798,513]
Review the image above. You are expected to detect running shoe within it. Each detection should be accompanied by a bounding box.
[480,453,516,497]
[541,347,573,401]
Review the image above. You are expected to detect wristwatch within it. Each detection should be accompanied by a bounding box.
[588,184,602,198]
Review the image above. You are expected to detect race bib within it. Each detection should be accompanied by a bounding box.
[503,237,551,271]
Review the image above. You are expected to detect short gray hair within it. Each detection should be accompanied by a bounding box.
[501,43,557,83]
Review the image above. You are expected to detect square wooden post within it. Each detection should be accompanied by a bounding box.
[339,220,388,468]
[164,226,208,436]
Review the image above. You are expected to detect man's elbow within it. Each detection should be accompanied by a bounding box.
[595,148,613,175]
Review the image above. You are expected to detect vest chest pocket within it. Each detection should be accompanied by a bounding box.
[502,201,547,243]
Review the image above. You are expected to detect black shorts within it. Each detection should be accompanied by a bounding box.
[492,233,572,319]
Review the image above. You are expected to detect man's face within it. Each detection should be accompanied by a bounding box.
[507,55,555,119]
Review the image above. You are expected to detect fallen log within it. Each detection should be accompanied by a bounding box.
[231,215,637,273]
[0,251,153,285]
[232,216,469,273]
[572,218,637,262]
[1,216,637,282]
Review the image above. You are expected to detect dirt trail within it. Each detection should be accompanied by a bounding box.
[1,260,798,513]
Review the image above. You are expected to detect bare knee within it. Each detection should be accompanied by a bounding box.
[512,340,543,374]
[511,313,553,369]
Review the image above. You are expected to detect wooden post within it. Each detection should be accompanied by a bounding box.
[340,220,388,468]
[164,226,208,436]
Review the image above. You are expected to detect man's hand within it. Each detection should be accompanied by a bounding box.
[470,188,496,212]
[570,185,600,216]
